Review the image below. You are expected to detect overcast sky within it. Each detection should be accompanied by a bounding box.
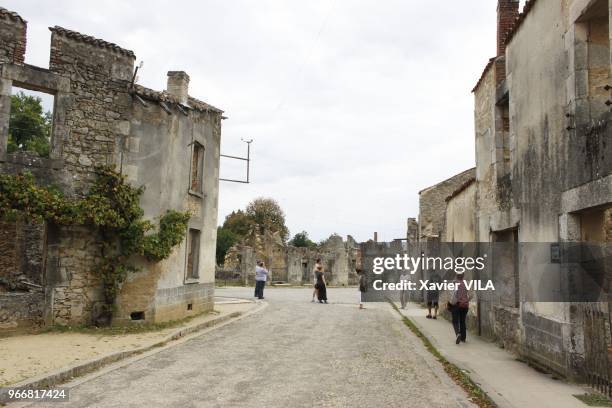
[5,0,518,243]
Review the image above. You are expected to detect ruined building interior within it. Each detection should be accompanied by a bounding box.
[0,7,223,332]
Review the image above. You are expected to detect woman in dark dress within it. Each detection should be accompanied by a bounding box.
[315,266,328,303]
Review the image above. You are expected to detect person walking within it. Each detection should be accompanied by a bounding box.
[399,271,410,309]
[254,261,268,300]
[449,273,469,344]
[311,258,322,302]
[426,271,440,319]
[358,269,368,309]
[314,265,328,303]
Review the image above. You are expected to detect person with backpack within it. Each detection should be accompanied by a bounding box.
[449,272,470,344]
[426,271,441,319]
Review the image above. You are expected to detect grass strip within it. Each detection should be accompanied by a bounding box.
[389,300,497,408]
[574,393,612,407]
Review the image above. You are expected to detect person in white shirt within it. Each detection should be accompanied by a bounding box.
[254,261,268,300]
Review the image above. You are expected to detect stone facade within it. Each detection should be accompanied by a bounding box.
[0,7,223,331]
[411,0,612,381]
[417,168,475,240]
[0,291,44,333]
[442,179,476,243]
[0,8,25,66]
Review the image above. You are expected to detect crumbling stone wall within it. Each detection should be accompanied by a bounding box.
[0,8,25,65]
[50,226,103,325]
[48,26,135,194]
[0,221,46,291]
[0,221,18,287]
[0,291,44,333]
[221,232,359,286]
[418,168,475,240]
[0,7,223,330]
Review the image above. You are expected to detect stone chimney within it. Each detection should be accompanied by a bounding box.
[166,71,190,105]
[373,232,378,243]
[497,0,519,56]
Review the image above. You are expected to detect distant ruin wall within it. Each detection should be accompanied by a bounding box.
[219,233,360,286]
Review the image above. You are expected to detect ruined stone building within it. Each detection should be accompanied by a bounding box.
[402,169,476,302]
[417,168,475,242]
[219,229,360,286]
[0,8,223,332]
[411,0,612,386]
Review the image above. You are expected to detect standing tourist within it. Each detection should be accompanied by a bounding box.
[314,264,328,303]
[254,261,268,300]
[449,273,469,344]
[426,271,440,319]
[311,258,322,302]
[399,271,410,309]
[358,269,368,309]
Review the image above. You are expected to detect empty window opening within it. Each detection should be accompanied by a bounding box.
[187,303,193,311]
[577,0,610,119]
[190,142,205,193]
[186,229,201,280]
[8,87,54,158]
[130,311,145,321]
[495,95,511,176]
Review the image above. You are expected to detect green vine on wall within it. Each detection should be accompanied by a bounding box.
[0,167,190,324]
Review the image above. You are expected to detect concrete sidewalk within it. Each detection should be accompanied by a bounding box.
[397,302,589,408]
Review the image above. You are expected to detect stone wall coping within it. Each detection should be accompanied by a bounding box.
[445,177,476,203]
[49,26,135,58]
[472,57,496,94]
[0,7,26,24]
[418,167,476,195]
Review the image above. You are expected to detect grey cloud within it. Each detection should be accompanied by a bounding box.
[5,0,495,242]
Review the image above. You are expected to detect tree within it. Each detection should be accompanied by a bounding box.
[216,227,240,265]
[8,91,52,157]
[317,233,340,248]
[289,231,316,248]
[245,197,289,242]
[222,210,255,237]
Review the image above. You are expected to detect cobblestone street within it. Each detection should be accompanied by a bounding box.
[33,288,474,408]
